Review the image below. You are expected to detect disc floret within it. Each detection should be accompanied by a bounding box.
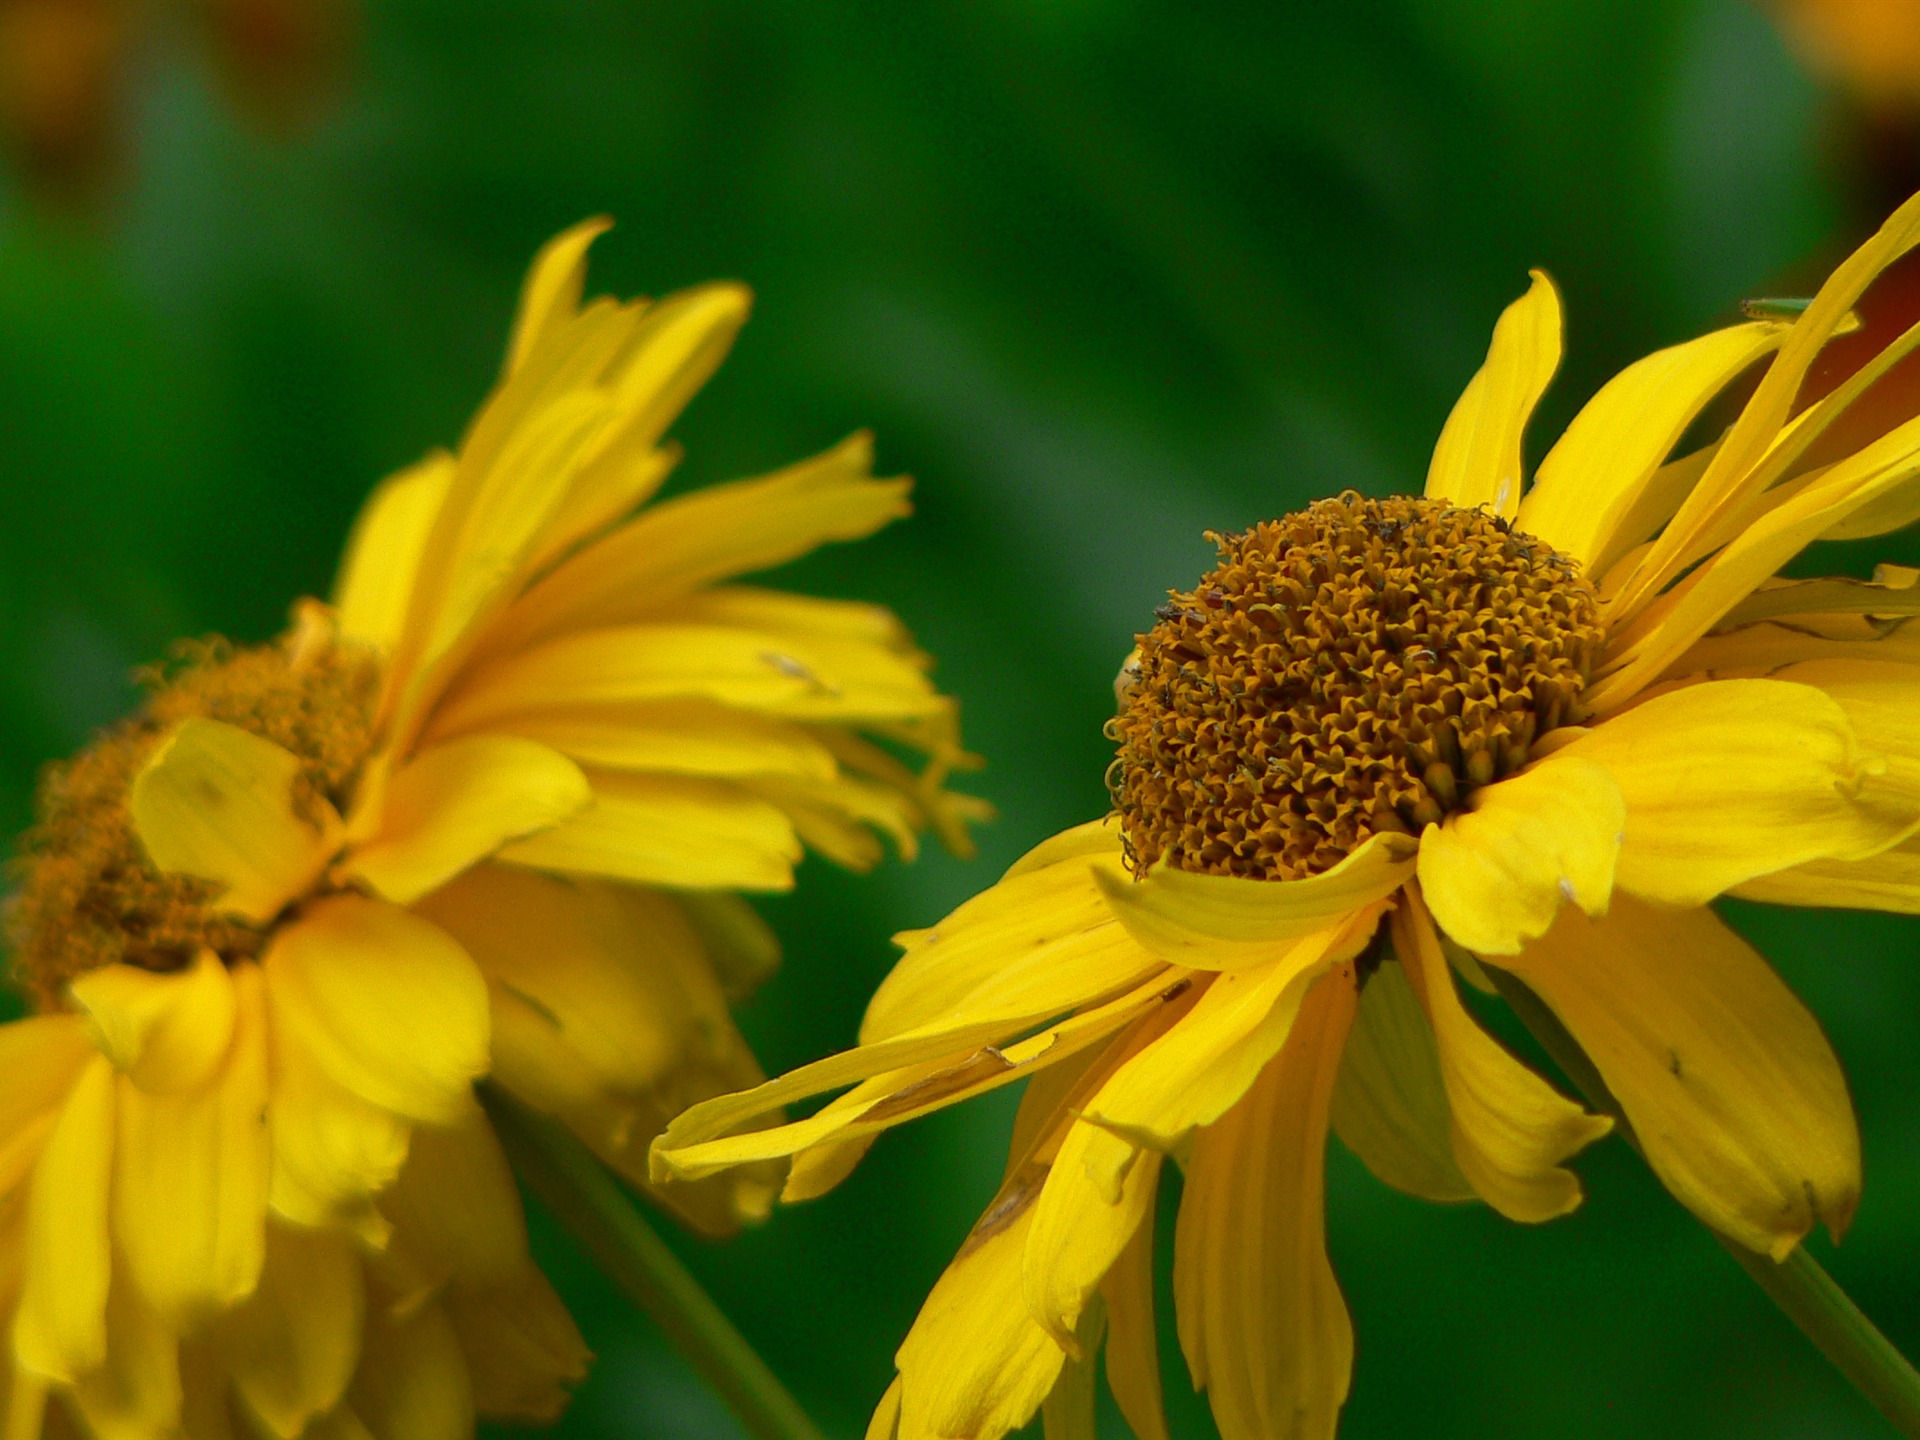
[5,614,380,1006]
[1109,491,1604,881]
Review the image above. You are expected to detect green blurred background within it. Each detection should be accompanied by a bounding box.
[2,0,1918,1436]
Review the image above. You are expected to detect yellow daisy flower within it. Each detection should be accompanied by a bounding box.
[0,219,980,1440]
[656,195,1920,1440]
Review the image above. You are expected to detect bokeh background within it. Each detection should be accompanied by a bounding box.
[3,0,1920,1436]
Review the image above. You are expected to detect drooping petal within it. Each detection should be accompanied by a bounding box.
[14,1056,115,1383]
[1330,956,1473,1204]
[1415,754,1623,955]
[379,1112,527,1295]
[334,453,456,651]
[264,898,489,1126]
[1173,967,1356,1440]
[0,1016,95,1197]
[1395,894,1608,1222]
[497,770,801,891]
[68,1280,182,1440]
[129,718,338,923]
[264,1001,409,1238]
[69,950,236,1095]
[1424,270,1561,518]
[1519,321,1788,568]
[212,1225,363,1440]
[113,963,270,1325]
[1023,1119,1161,1352]
[343,736,591,904]
[441,1266,589,1422]
[656,974,1185,1183]
[1563,678,1915,905]
[1075,910,1377,1163]
[1095,831,1415,969]
[1762,658,1920,807]
[1501,895,1859,1258]
[348,1298,474,1440]
[862,832,1157,1044]
[893,1203,1064,1440]
[1099,1193,1170,1440]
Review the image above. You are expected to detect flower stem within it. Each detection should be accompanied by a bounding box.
[1488,968,1920,1438]
[480,1085,829,1440]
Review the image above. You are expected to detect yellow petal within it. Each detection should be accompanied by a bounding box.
[1612,191,1920,621]
[1077,911,1377,1159]
[434,622,946,740]
[1330,956,1473,1204]
[1395,893,1608,1222]
[14,1056,115,1382]
[894,1204,1064,1440]
[264,898,489,1126]
[1172,969,1356,1440]
[1415,754,1623,955]
[502,218,614,377]
[1502,895,1859,1257]
[130,718,338,923]
[1095,831,1415,969]
[69,950,236,1094]
[1040,1298,1103,1440]
[0,1016,95,1197]
[265,1004,408,1236]
[497,770,801,891]
[1590,410,1920,708]
[384,383,621,752]
[1565,678,1914,905]
[1519,320,1788,568]
[485,699,837,781]
[344,736,591,903]
[1762,658,1920,808]
[1099,1195,1169,1440]
[656,974,1185,1183]
[1731,834,1920,913]
[485,432,909,651]
[1718,567,1920,629]
[114,965,270,1325]
[214,1225,363,1439]
[1024,1125,1160,1352]
[862,835,1156,1044]
[379,1112,527,1293]
[1424,270,1561,518]
[441,1266,588,1423]
[348,1299,473,1440]
[334,452,456,650]
[68,1280,182,1440]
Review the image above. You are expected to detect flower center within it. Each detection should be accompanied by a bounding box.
[1108,491,1603,881]
[6,612,380,1008]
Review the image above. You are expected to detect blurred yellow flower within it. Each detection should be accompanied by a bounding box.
[1771,0,1920,111]
[657,197,1920,1440]
[0,219,981,1440]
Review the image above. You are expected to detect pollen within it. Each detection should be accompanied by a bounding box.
[5,608,381,1009]
[1108,491,1604,882]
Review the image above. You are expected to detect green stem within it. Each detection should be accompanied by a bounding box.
[1488,968,1920,1438]
[480,1085,829,1440]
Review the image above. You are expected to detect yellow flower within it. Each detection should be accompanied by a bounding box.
[0,219,981,1440]
[1770,0,1920,110]
[656,195,1920,1440]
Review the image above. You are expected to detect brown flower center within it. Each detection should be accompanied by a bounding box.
[1108,492,1604,882]
[6,612,381,1008]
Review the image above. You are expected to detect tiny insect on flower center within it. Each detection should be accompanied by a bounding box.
[1108,491,1605,882]
[5,611,381,1008]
